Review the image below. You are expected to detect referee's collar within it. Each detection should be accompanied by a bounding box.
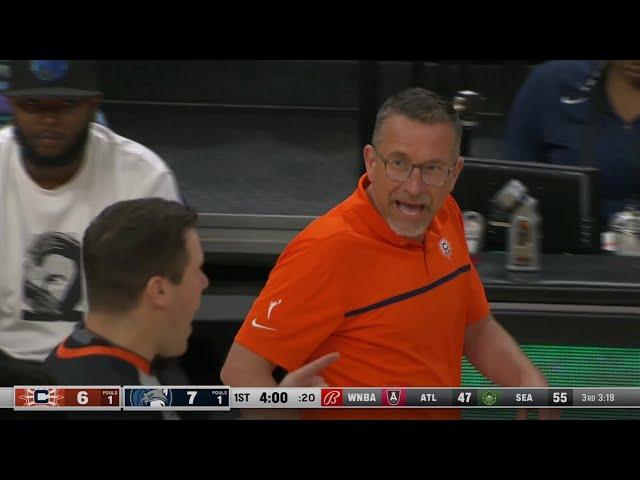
[59,323,153,374]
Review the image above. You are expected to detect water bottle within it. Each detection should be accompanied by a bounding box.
[610,199,640,256]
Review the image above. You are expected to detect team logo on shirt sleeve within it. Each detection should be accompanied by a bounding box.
[439,238,452,259]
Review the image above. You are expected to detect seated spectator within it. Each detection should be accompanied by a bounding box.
[505,60,640,225]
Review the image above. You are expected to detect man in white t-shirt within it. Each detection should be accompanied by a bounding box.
[0,60,180,362]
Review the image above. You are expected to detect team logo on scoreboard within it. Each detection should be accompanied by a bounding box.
[34,388,50,404]
[15,387,64,407]
[386,389,401,406]
[321,389,343,406]
[481,391,498,406]
[129,388,173,407]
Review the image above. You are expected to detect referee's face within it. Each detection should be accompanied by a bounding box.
[364,115,463,241]
[159,228,209,357]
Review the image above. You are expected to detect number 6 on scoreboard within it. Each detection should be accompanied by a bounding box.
[187,390,197,405]
[77,391,88,405]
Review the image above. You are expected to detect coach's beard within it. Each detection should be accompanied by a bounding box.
[386,214,431,241]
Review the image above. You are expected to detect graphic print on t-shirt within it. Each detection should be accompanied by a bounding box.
[21,231,83,322]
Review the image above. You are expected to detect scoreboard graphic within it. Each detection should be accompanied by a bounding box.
[5,386,640,411]
[14,386,120,410]
[124,386,230,411]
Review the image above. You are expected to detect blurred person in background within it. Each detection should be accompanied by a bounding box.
[506,60,640,225]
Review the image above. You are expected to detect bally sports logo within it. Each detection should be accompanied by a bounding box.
[321,389,343,406]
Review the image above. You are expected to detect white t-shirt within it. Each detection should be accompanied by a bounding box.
[0,122,180,361]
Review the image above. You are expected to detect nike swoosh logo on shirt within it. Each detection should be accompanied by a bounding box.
[251,318,278,332]
[560,96,589,105]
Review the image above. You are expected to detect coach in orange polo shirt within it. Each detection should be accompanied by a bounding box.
[222,88,552,419]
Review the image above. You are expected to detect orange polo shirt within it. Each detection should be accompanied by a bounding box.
[235,175,490,419]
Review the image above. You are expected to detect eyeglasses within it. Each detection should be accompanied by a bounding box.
[373,146,455,187]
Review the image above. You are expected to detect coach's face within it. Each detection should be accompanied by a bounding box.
[364,114,463,241]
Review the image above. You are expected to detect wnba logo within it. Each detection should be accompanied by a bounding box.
[321,389,343,406]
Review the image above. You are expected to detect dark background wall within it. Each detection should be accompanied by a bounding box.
[97,60,537,215]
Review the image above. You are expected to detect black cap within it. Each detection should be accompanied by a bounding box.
[4,60,101,98]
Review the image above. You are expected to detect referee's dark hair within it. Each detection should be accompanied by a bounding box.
[82,198,198,313]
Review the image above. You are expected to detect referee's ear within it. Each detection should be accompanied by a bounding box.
[145,275,171,310]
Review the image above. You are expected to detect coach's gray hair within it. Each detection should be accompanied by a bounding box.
[372,87,462,154]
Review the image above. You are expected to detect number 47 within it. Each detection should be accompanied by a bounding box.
[458,392,471,403]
